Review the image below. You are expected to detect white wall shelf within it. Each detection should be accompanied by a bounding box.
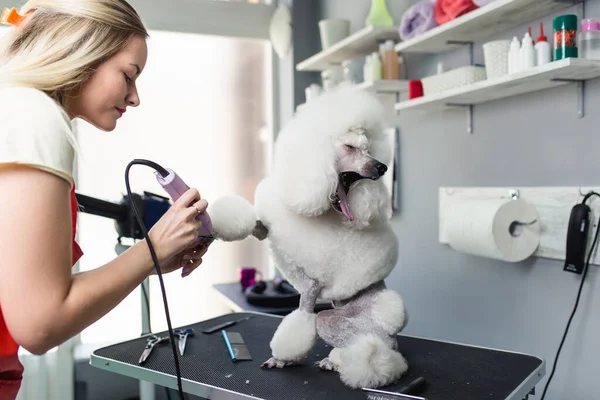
[296,79,407,113]
[296,26,399,72]
[357,79,409,94]
[394,58,600,117]
[394,0,580,54]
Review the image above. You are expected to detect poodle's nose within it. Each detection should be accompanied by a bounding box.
[376,163,388,176]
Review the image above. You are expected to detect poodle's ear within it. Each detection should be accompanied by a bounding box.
[270,132,338,217]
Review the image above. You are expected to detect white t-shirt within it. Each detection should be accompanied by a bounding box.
[0,86,75,187]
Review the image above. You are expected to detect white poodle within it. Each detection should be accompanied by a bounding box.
[208,83,409,390]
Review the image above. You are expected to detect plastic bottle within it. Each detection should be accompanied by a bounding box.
[365,0,394,27]
[579,18,600,60]
[520,30,536,70]
[381,40,399,80]
[535,22,552,66]
[371,52,383,81]
[508,36,521,73]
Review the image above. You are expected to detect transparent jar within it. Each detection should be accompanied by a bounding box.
[342,59,364,83]
[580,18,600,60]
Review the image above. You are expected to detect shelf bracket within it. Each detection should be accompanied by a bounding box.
[550,78,585,118]
[446,41,474,65]
[446,103,474,134]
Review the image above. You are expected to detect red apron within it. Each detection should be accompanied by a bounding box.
[0,183,83,399]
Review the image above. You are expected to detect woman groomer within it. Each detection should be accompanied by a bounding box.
[0,1,209,397]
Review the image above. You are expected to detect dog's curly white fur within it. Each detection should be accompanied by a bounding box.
[208,83,408,389]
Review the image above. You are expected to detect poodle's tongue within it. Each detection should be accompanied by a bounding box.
[337,184,354,221]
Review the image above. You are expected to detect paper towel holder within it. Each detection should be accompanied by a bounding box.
[439,186,600,266]
[509,219,538,237]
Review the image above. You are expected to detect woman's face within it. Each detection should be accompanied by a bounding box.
[65,35,148,131]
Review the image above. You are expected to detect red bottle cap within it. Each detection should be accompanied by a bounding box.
[537,22,548,42]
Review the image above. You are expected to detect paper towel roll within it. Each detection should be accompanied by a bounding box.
[445,198,541,262]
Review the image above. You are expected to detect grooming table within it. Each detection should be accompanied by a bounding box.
[90,312,545,400]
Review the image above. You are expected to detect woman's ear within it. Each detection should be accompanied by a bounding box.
[271,134,338,217]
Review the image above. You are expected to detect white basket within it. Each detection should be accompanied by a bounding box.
[483,40,510,79]
[421,66,487,95]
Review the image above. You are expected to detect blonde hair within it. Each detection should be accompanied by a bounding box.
[0,0,148,105]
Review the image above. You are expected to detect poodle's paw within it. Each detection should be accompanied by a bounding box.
[261,357,296,369]
[270,309,317,361]
[315,358,338,371]
[315,348,342,371]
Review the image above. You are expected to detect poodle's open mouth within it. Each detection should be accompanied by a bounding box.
[332,171,373,221]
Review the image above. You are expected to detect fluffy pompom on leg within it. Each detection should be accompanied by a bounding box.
[207,195,257,241]
[372,289,408,335]
[337,334,408,389]
[261,309,317,368]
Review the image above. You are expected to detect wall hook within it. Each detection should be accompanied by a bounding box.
[510,189,519,199]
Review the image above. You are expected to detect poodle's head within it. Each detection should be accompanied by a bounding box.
[271,83,392,227]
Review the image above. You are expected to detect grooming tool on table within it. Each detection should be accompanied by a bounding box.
[155,168,214,247]
[221,330,253,362]
[362,377,427,400]
[174,328,194,356]
[203,316,253,334]
[362,389,426,400]
[397,377,426,395]
[138,335,169,364]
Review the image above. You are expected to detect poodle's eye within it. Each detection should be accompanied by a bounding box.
[344,144,356,151]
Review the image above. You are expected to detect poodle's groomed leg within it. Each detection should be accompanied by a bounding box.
[315,283,405,372]
[261,277,321,369]
[314,305,367,372]
[252,220,268,241]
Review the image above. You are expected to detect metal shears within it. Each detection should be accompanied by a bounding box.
[174,328,194,356]
[138,334,169,364]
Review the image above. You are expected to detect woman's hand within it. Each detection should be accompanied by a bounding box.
[154,241,209,277]
[146,188,209,275]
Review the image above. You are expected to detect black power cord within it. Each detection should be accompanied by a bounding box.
[124,159,186,400]
[540,191,600,400]
[131,238,173,400]
[133,238,172,400]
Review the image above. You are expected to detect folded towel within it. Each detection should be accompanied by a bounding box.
[399,0,438,41]
[434,0,479,25]
[473,0,498,6]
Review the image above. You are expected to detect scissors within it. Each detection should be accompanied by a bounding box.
[174,328,194,356]
[138,334,169,364]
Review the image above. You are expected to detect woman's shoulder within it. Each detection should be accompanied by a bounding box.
[0,86,76,186]
[0,86,71,126]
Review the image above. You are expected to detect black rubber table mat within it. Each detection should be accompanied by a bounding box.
[92,312,543,400]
